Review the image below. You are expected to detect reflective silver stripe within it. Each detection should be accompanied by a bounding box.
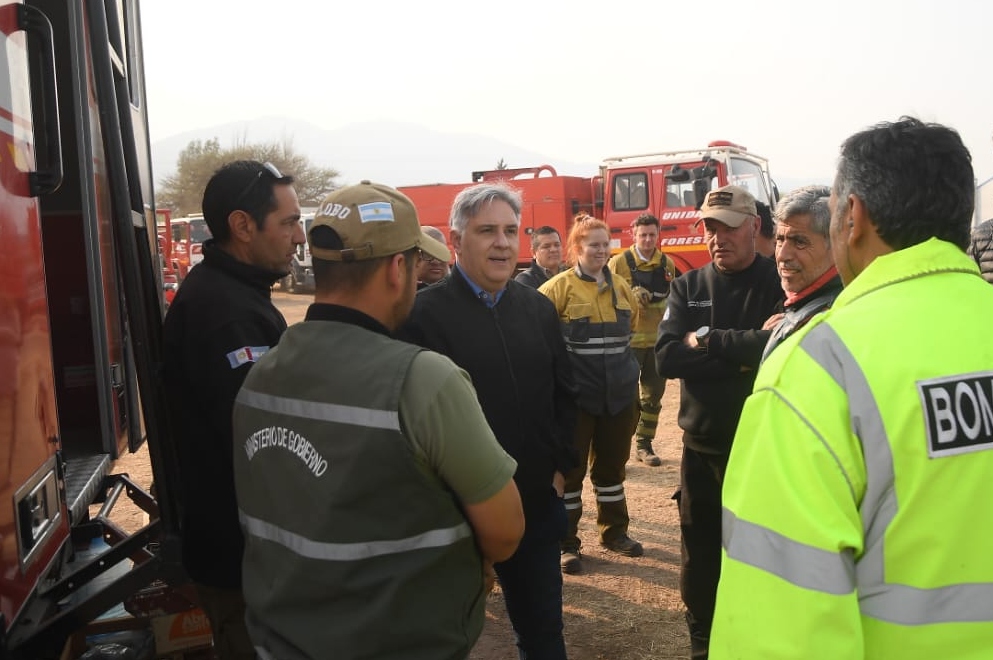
[798,323,993,624]
[562,335,629,345]
[801,323,895,615]
[563,490,583,499]
[237,388,400,430]
[594,484,624,502]
[801,324,892,546]
[722,507,855,595]
[569,346,629,356]
[564,502,582,510]
[239,510,471,561]
[862,582,993,625]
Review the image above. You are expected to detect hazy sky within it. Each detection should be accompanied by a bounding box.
[140,0,993,184]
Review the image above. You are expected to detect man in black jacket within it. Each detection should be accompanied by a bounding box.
[515,225,565,288]
[402,183,578,660]
[163,161,304,659]
[761,185,843,362]
[656,185,783,659]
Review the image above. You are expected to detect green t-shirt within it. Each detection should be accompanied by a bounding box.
[400,350,517,505]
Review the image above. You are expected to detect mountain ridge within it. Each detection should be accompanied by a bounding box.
[150,118,598,189]
[149,117,818,195]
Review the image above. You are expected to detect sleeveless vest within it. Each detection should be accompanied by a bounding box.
[233,322,484,660]
[624,249,672,299]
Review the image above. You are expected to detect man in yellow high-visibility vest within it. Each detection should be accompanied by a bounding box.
[711,117,993,659]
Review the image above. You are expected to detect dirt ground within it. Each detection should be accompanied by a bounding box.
[108,290,690,659]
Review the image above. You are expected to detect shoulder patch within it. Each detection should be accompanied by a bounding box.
[919,372,993,458]
[227,346,270,368]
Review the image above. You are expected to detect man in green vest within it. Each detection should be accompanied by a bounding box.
[232,181,525,660]
[711,117,993,658]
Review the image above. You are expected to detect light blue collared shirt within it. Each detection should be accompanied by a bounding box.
[455,264,506,309]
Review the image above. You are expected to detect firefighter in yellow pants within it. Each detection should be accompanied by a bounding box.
[608,214,675,467]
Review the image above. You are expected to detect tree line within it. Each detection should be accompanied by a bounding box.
[156,138,341,216]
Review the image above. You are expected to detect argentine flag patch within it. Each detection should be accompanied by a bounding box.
[227,346,270,368]
[357,201,395,223]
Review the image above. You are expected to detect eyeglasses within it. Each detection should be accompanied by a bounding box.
[418,249,442,264]
[233,162,283,209]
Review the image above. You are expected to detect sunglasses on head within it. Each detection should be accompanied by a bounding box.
[234,162,283,209]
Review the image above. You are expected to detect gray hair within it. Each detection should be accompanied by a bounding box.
[449,183,522,234]
[421,225,446,243]
[774,185,832,239]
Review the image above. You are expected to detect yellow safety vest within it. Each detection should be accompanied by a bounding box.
[712,239,993,659]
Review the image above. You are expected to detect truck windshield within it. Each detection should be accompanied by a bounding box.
[728,158,771,205]
[189,219,211,243]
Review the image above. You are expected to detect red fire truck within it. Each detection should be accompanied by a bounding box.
[399,165,595,267]
[155,208,179,307]
[399,141,778,274]
[167,214,211,280]
[0,0,181,657]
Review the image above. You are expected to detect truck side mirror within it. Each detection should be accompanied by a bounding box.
[665,164,690,183]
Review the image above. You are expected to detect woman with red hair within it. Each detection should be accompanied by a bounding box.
[539,214,642,575]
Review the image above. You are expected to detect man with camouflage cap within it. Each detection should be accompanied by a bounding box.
[231,181,524,660]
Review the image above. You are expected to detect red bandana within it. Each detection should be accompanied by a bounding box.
[784,265,838,307]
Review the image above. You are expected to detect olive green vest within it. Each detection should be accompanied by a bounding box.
[233,321,484,660]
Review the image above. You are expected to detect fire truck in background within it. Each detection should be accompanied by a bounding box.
[399,165,595,266]
[0,0,181,657]
[155,208,179,306]
[155,211,211,305]
[399,141,778,274]
[167,214,211,279]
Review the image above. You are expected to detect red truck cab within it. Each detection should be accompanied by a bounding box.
[599,141,778,273]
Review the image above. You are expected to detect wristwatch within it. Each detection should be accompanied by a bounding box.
[695,326,712,350]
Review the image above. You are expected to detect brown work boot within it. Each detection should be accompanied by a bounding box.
[635,441,662,467]
[560,550,583,574]
[601,534,644,557]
